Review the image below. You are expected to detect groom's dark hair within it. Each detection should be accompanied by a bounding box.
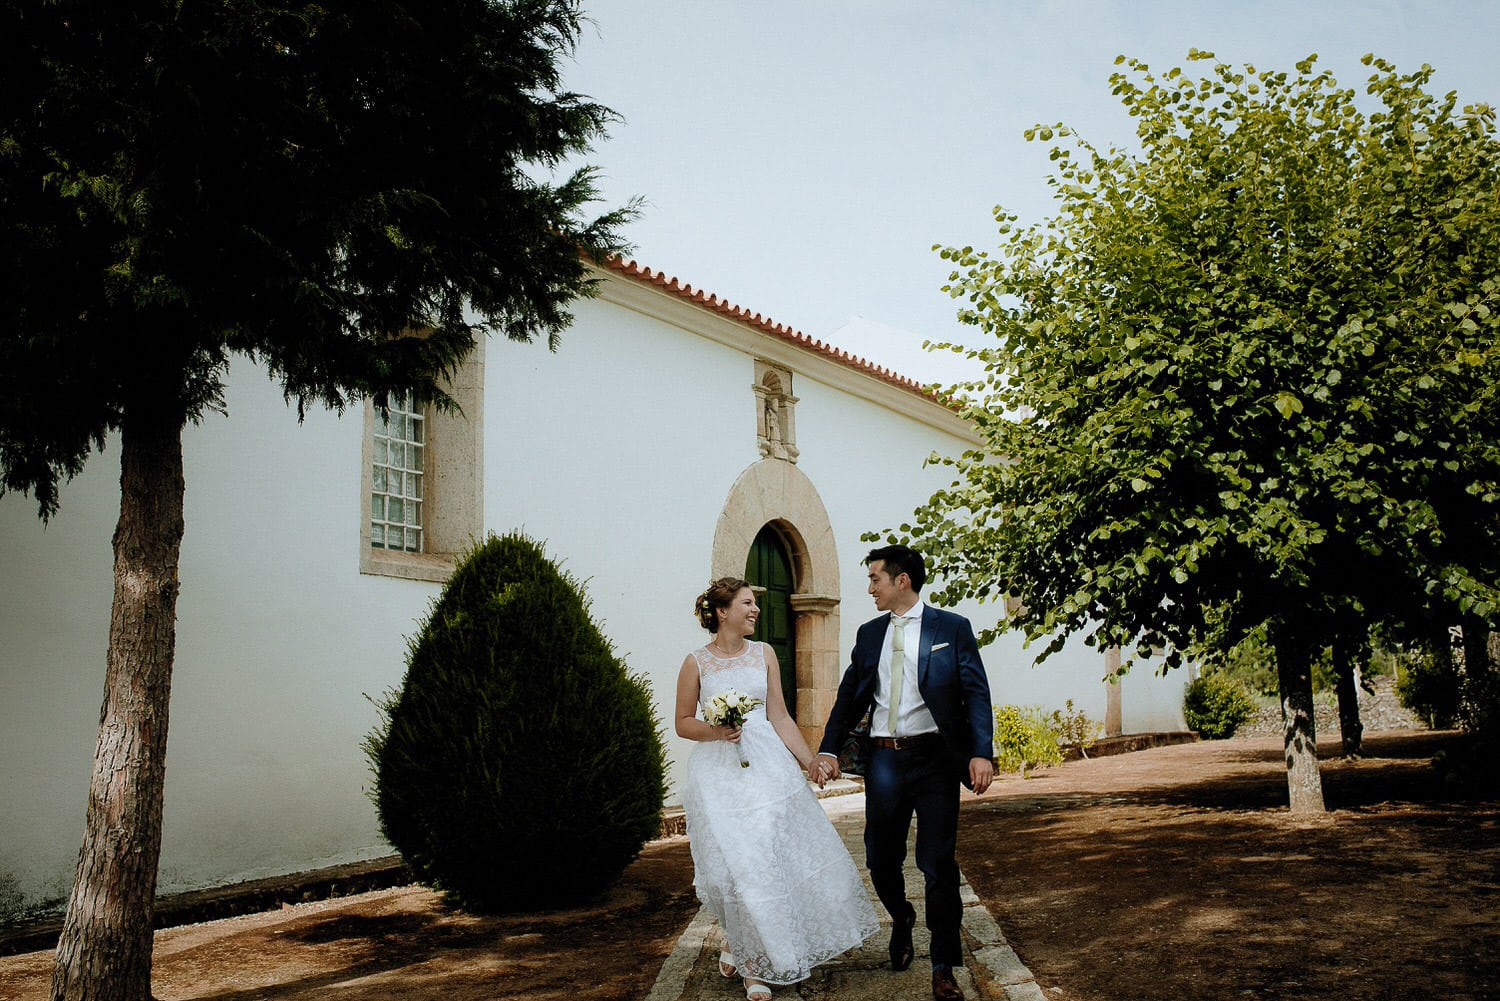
[865,544,926,594]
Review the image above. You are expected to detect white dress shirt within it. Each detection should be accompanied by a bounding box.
[870,600,939,738]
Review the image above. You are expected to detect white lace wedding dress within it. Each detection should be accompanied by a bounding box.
[681,641,878,985]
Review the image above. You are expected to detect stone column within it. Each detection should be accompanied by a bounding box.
[790,593,840,750]
[1104,646,1123,737]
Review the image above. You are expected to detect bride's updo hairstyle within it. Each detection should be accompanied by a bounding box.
[695,577,752,633]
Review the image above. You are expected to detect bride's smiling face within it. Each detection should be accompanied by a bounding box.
[717,587,760,637]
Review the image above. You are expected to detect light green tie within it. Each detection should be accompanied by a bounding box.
[887,614,909,735]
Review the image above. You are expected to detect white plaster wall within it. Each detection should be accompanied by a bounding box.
[791,369,1188,736]
[467,293,1186,805]
[1,285,1188,916]
[0,356,443,915]
[159,365,442,892]
[1115,659,1190,733]
[480,293,770,804]
[1,446,119,915]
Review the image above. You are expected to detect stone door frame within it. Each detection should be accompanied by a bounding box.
[711,460,841,750]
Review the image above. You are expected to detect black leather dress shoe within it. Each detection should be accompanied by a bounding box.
[932,966,964,1000]
[889,902,916,971]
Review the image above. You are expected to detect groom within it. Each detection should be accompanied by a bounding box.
[812,544,994,1001]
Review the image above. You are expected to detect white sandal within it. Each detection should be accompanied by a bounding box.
[718,951,737,978]
[743,982,772,1000]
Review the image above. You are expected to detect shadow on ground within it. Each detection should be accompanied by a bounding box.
[0,841,699,1001]
[4,731,1492,1001]
[958,730,1499,1001]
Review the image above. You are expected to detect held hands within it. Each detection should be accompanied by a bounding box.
[969,756,995,795]
[809,754,840,788]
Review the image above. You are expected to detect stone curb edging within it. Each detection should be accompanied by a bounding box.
[644,905,719,1001]
[959,879,1045,1000]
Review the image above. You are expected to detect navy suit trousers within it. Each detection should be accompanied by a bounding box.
[863,743,963,967]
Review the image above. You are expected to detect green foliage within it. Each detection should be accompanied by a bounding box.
[1183,673,1257,739]
[0,0,637,517]
[1421,628,1500,791]
[1396,647,1460,729]
[896,51,1500,680]
[366,533,667,913]
[993,704,1065,776]
[1210,625,1394,697]
[1051,699,1102,756]
[1210,627,1281,697]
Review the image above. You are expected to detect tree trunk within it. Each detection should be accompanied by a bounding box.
[1271,626,1326,814]
[51,411,185,1001]
[1460,617,1500,737]
[1429,627,1460,729]
[1485,628,1500,743]
[1333,640,1364,759]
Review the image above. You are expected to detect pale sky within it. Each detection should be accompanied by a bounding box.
[559,1,1500,386]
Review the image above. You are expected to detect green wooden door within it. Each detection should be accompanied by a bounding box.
[746,524,797,716]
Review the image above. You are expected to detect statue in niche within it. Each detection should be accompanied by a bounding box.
[765,399,784,451]
[754,361,798,463]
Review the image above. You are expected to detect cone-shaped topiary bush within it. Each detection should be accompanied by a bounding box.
[365,531,667,912]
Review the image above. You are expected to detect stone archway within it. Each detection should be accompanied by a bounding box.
[711,460,840,750]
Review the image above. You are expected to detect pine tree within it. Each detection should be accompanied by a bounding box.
[1,4,635,995]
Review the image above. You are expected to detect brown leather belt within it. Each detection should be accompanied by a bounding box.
[871,734,944,751]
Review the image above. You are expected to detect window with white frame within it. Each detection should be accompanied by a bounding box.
[360,339,484,582]
[370,393,425,553]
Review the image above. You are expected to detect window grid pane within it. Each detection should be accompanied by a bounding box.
[371,393,425,552]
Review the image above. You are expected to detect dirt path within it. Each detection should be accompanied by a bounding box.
[957,729,1500,1001]
[0,839,698,1001]
[3,730,1493,1000]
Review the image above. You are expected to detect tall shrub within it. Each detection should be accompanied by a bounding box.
[366,532,667,912]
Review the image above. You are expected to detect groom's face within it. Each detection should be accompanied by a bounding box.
[867,561,908,612]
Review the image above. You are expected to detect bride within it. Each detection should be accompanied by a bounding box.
[675,577,878,999]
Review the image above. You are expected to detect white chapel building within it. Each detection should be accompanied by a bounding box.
[0,258,1189,920]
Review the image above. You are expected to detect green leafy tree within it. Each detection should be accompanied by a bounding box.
[366,533,667,912]
[905,52,1500,814]
[0,3,634,998]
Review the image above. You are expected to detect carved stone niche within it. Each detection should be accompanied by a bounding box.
[754,360,799,463]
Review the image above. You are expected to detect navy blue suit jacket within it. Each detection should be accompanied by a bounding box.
[818,604,995,786]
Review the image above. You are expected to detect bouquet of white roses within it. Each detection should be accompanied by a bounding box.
[704,689,763,767]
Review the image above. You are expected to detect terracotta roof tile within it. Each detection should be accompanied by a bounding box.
[601,256,938,401]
